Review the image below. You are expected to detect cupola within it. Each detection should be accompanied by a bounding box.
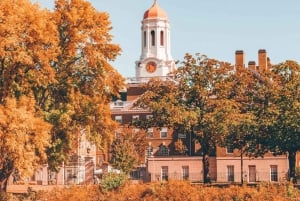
[143,0,168,20]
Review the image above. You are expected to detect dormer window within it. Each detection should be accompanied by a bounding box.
[114,100,124,107]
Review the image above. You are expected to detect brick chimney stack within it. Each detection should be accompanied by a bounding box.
[258,49,267,72]
[248,61,256,71]
[235,50,245,70]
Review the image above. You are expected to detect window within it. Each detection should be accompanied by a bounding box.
[132,115,139,123]
[270,165,278,182]
[227,165,234,182]
[160,127,167,138]
[151,30,155,46]
[159,145,169,156]
[115,116,122,124]
[143,31,147,47]
[160,31,164,46]
[114,100,124,107]
[146,114,153,119]
[147,128,154,138]
[161,166,168,181]
[146,146,153,157]
[182,166,189,180]
[226,145,234,154]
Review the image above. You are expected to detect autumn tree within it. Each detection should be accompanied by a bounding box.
[0,0,124,182]
[110,127,147,174]
[134,53,234,183]
[177,54,235,183]
[0,0,58,103]
[0,97,51,191]
[220,66,275,184]
[37,0,124,170]
[0,0,56,191]
[267,60,300,183]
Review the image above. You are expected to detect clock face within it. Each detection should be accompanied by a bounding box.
[146,61,157,73]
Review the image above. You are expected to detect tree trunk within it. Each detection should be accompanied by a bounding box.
[240,152,243,185]
[202,154,210,183]
[288,151,296,183]
[0,178,8,192]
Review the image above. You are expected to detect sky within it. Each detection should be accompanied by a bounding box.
[34,0,300,78]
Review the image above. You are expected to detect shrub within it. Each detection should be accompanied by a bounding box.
[100,172,127,192]
[34,181,300,201]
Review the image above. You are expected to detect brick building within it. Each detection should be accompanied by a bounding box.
[110,0,290,184]
[6,1,294,190]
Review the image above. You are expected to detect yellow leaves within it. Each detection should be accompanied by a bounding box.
[0,97,51,178]
[0,0,122,176]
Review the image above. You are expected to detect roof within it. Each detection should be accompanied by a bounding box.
[143,0,168,20]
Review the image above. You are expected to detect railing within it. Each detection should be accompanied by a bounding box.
[131,171,289,183]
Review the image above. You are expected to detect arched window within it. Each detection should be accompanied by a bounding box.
[160,31,164,46]
[143,31,147,47]
[151,30,155,46]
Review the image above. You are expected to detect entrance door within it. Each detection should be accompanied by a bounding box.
[248,166,256,182]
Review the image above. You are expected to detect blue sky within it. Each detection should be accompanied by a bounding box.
[34,0,300,77]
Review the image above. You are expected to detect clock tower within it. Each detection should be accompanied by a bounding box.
[135,0,175,81]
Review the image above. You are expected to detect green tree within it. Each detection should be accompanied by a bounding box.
[221,66,274,184]
[110,127,147,174]
[268,60,300,183]
[134,53,234,183]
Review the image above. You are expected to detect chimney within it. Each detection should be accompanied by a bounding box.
[235,50,245,70]
[267,57,271,70]
[248,61,256,71]
[258,49,267,72]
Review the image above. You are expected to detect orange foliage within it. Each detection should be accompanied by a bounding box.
[35,181,300,201]
[0,97,51,188]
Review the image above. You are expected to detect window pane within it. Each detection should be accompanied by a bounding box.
[226,145,234,153]
[147,128,154,138]
[146,146,153,157]
[160,128,167,138]
[182,166,189,180]
[227,165,234,182]
[159,145,169,156]
[115,116,122,123]
[161,166,168,181]
[270,165,278,182]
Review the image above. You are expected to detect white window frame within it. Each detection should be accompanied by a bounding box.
[160,127,167,138]
[159,145,169,156]
[227,165,234,182]
[146,146,153,157]
[147,128,154,138]
[115,115,122,124]
[132,115,139,123]
[226,145,234,154]
[161,166,168,181]
[270,165,278,182]
[182,166,189,180]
